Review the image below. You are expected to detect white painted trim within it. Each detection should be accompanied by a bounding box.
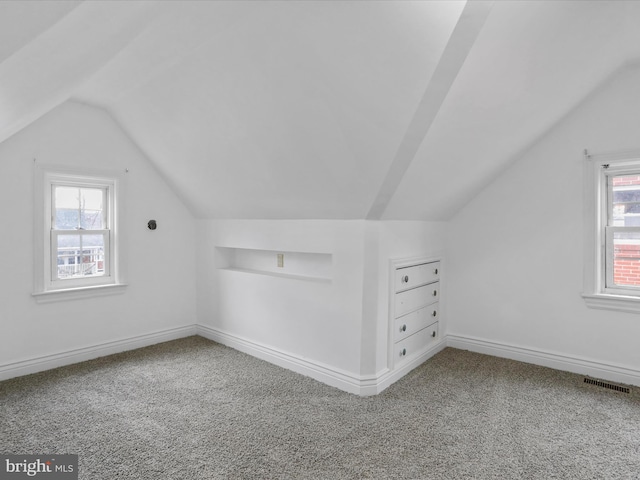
[196,324,446,396]
[33,163,128,299]
[196,324,367,395]
[582,293,640,314]
[582,153,640,309]
[0,325,196,381]
[32,283,128,303]
[446,334,640,387]
[375,339,447,394]
[4,325,637,395]
[0,320,445,395]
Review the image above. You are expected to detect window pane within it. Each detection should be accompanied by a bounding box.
[611,175,640,226]
[79,188,104,230]
[612,231,640,287]
[56,234,105,279]
[82,234,106,275]
[54,186,105,230]
[54,187,80,230]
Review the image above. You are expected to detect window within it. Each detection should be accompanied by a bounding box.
[583,153,640,312]
[604,171,640,293]
[33,167,126,302]
[51,183,110,286]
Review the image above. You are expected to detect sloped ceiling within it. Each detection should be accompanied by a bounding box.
[383,0,640,220]
[1,1,640,220]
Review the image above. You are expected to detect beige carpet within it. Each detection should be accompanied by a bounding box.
[1,336,639,479]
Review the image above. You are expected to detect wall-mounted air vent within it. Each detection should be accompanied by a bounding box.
[583,377,630,394]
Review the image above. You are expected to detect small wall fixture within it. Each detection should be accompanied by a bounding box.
[147,220,157,230]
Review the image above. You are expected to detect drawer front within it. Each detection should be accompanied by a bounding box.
[395,322,439,366]
[395,261,440,292]
[394,304,439,342]
[395,283,439,318]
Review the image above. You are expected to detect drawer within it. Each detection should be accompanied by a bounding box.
[395,283,439,318]
[395,261,440,292]
[395,322,439,366]
[394,304,439,342]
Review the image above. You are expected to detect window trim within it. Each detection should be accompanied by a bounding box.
[33,164,127,303]
[582,151,640,313]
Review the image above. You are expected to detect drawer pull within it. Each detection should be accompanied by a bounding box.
[434,268,438,275]
[433,290,437,296]
[401,324,407,332]
[432,331,436,338]
[403,275,409,283]
[400,348,407,357]
[432,310,437,317]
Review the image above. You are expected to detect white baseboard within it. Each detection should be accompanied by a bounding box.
[196,324,446,396]
[446,334,640,387]
[8,325,631,395]
[375,339,447,393]
[0,321,445,395]
[196,324,370,395]
[0,325,197,381]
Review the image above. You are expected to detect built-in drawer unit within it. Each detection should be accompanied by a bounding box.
[394,305,439,343]
[390,257,441,368]
[395,284,439,318]
[395,261,440,292]
[395,322,438,365]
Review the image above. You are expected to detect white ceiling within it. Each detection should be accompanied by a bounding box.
[1,0,639,220]
[383,0,640,220]
[0,0,80,64]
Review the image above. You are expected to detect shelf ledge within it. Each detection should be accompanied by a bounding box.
[218,267,331,284]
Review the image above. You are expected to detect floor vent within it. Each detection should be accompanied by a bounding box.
[583,377,630,394]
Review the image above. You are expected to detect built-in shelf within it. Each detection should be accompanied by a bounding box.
[215,247,332,283]
[218,267,332,283]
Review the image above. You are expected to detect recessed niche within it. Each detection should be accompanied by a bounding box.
[215,247,332,282]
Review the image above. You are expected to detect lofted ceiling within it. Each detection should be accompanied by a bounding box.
[1,1,639,220]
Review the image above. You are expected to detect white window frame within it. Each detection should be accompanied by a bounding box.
[583,151,640,313]
[33,165,127,303]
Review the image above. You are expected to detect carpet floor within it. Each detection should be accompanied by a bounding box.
[1,336,639,479]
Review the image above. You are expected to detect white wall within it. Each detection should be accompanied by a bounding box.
[0,101,197,370]
[196,219,366,377]
[446,64,640,384]
[196,219,446,388]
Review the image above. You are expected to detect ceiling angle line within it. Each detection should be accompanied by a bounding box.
[365,0,494,220]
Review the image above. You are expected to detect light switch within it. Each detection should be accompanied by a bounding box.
[277,253,284,268]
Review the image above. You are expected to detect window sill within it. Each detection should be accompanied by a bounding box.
[32,283,128,304]
[582,293,640,314]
